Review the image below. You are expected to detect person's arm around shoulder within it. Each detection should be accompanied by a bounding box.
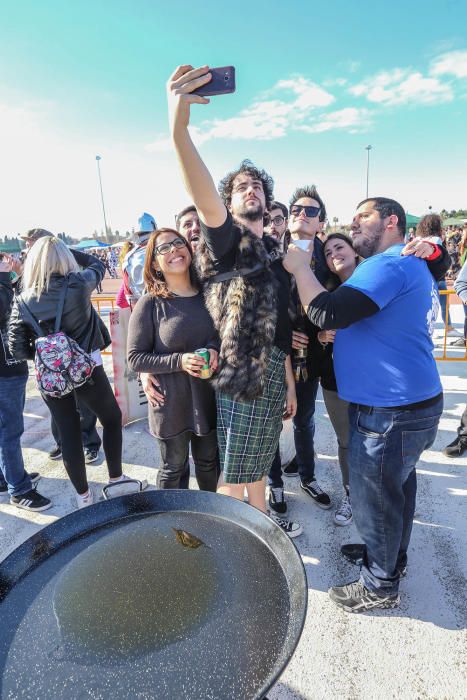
[168,65,226,228]
[401,238,450,281]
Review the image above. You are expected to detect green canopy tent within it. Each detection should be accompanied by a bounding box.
[0,240,23,254]
[405,213,421,233]
[442,217,466,228]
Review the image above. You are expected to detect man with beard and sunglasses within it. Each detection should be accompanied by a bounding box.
[166,64,302,538]
[284,197,447,612]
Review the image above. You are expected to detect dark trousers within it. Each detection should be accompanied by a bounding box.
[156,430,219,492]
[268,448,283,488]
[44,366,122,494]
[293,376,320,483]
[51,396,101,451]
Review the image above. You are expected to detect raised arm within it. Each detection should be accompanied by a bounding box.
[167,65,226,228]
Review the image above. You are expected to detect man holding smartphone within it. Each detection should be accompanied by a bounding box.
[167,64,302,537]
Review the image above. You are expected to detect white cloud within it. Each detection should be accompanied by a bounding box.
[349,69,453,105]
[298,107,373,134]
[430,50,467,78]
[147,77,339,151]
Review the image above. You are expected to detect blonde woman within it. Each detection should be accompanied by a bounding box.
[8,235,133,508]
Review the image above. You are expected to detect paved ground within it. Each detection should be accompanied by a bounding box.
[0,295,466,699]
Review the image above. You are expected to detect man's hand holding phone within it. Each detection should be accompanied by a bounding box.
[167,65,212,131]
[167,65,235,132]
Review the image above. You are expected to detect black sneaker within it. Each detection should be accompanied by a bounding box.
[341,543,407,577]
[48,445,62,460]
[84,448,99,464]
[268,487,287,515]
[269,513,303,538]
[282,458,299,478]
[300,479,332,509]
[10,489,52,512]
[443,437,467,458]
[0,472,41,495]
[329,579,400,613]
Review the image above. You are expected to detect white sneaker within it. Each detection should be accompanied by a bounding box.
[446,327,462,338]
[76,487,94,509]
[269,512,303,538]
[334,493,352,526]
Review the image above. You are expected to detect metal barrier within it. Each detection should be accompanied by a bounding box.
[91,296,116,356]
[91,292,466,361]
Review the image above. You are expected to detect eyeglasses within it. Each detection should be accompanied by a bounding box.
[154,238,187,256]
[269,215,285,226]
[290,205,321,218]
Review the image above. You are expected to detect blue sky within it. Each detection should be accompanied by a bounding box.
[1,0,466,237]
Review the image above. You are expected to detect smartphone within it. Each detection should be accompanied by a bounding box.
[193,66,235,96]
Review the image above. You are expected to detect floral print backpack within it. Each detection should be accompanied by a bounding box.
[17,277,96,398]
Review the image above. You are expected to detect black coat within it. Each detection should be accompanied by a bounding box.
[8,251,111,361]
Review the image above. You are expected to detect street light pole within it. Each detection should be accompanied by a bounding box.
[95,155,109,236]
[365,145,372,199]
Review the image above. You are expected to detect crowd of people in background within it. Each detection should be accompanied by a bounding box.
[1,63,466,616]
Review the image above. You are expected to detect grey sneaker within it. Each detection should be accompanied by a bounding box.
[329,579,400,613]
[334,493,352,526]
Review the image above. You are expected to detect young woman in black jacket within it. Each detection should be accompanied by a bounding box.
[8,236,136,508]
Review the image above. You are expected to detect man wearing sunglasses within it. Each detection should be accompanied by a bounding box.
[269,187,333,516]
[265,201,288,251]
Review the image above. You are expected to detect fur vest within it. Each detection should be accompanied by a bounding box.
[195,227,280,402]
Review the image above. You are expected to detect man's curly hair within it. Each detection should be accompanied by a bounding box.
[218,159,275,210]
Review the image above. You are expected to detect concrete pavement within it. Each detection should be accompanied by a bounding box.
[0,311,466,699]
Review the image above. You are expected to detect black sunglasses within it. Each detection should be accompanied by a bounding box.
[290,205,321,218]
[154,238,187,256]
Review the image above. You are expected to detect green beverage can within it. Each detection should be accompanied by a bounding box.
[195,348,212,379]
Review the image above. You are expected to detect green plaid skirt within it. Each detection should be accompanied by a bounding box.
[217,346,286,484]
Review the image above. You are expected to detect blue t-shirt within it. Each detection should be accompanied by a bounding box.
[333,244,442,406]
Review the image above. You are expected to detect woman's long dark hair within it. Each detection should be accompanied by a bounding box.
[323,233,359,291]
[143,228,198,298]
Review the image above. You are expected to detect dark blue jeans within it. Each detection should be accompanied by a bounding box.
[268,447,283,488]
[0,374,32,496]
[348,395,443,596]
[293,376,319,483]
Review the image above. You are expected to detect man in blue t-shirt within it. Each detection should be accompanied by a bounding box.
[284,196,446,613]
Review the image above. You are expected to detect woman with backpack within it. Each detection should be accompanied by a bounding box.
[8,236,135,509]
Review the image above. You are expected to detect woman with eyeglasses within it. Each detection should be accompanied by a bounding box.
[127,228,219,491]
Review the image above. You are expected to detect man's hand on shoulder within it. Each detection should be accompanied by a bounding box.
[401,238,438,259]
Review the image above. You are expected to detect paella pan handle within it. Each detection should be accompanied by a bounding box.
[102,479,145,500]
